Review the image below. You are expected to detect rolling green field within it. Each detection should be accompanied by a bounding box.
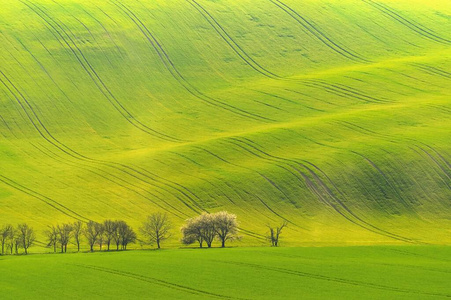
[1,246,451,299]
[1,0,450,246]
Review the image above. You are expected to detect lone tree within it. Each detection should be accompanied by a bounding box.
[72,221,83,252]
[181,216,204,248]
[84,221,102,252]
[267,221,287,247]
[44,225,58,253]
[57,223,73,253]
[141,212,172,249]
[213,211,239,248]
[1,224,13,255]
[17,223,35,254]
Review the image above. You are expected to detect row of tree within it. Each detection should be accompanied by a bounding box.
[0,224,35,255]
[1,211,288,255]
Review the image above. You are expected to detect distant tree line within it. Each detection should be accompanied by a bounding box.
[1,211,288,255]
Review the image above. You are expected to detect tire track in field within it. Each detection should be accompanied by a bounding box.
[331,121,451,192]
[226,137,419,243]
[268,0,368,62]
[218,260,451,298]
[30,143,189,219]
[185,0,281,80]
[411,63,451,80]
[112,0,273,123]
[362,0,451,45]
[193,145,303,229]
[71,263,242,299]
[0,67,204,218]
[301,79,390,104]
[0,175,89,222]
[21,0,183,143]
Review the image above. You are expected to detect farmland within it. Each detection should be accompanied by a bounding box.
[1,246,451,299]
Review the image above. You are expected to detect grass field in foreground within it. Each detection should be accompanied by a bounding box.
[0,246,450,299]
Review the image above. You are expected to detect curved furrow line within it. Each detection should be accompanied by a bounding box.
[1,68,203,217]
[230,137,419,243]
[195,144,303,228]
[218,260,451,298]
[253,90,325,112]
[303,79,390,103]
[421,144,451,170]
[7,30,75,105]
[284,88,340,106]
[30,143,189,219]
[268,0,368,62]
[72,263,239,299]
[363,0,451,44]
[411,63,451,80]
[185,0,281,80]
[350,151,414,209]
[113,0,274,123]
[21,0,183,143]
[49,0,119,68]
[297,162,421,243]
[0,175,89,222]
[415,146,451,189]
[79,6,124,58]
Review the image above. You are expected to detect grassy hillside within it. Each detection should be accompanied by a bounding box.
[0,0,450,246]
[1,246,450,299]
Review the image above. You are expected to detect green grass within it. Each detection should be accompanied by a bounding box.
[0,246,450,299]
[0,0,450,246]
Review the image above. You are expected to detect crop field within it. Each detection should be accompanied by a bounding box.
[1,246,451,299]
[1,0,450,244]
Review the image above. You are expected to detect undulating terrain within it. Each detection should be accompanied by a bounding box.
[1,0,450,246]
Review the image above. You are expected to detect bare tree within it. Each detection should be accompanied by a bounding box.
[113,220,124,251]
[6,228,16,254]
[181,216,204,248]
[44,225,58,253]
[84,221,101,252]
[72,221,83,252]
[1,224,13,255]
[213,211,239,248]
[57,223,73,253]
[120,223,136,250]
[267,221,287,247]
[97,223,105,251]
[103,220,117,251]
[17,223,35,254]
[141,212,172,249]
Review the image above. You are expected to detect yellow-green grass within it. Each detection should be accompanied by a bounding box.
[1,246,451,299]
[0,0,450,246]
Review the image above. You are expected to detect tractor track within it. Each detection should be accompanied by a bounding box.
[363,0,451,45]
[112,0,273,123]
[71,263,242,299]
[21,0,183,143]
[0,175,89,222]
[217,260,451,298]
[268,0,368,62]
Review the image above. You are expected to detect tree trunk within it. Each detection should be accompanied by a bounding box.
[77,242,80,252]
[221,239,225,248]
[90,244,93,252]
[157,240,160,249]
[24,247,27,255]
[107,241,110,251]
